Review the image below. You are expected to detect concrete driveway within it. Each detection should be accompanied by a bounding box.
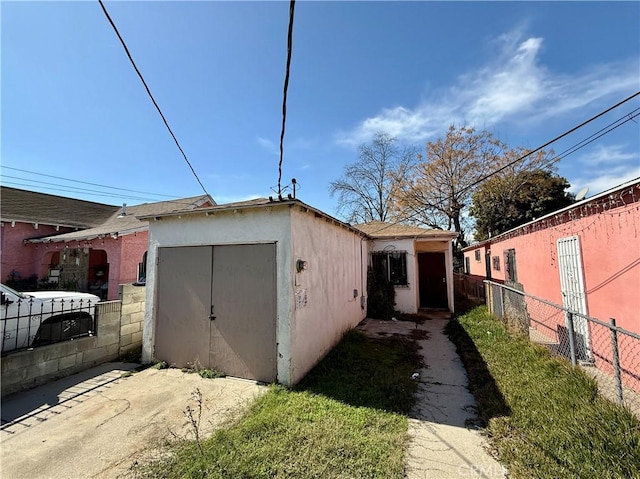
[1,363,265,479]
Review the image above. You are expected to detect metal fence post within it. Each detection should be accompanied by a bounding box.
[565,311,577,367]
[609,318,624,405]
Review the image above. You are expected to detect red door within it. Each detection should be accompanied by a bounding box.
[418,252,448,308]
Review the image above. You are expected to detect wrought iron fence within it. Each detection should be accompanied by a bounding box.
[486,280,640,415]
[1,297,99,354]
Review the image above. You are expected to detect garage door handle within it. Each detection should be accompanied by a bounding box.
[209,305,216,321]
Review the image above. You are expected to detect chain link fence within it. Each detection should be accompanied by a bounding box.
[486,280,640,416]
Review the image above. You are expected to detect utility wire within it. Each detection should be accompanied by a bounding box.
[553,108,640,162]
[1,165,182,199]
[1,179,203,205]
[516,109,640,180]
[1,175,180,203]
[97,0,211,198]
[368,91,640,236]
[1,181,161,203]
[277,0,296,196]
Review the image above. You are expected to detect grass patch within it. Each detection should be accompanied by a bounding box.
[296,330,422,414]
[447,306,640,479]
[133,329,421,478]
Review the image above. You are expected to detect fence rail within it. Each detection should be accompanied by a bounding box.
[453,273,486,302]
[1,297,99,354]
[485,280,640,415]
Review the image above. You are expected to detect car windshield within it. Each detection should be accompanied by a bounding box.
[1,284,29,299]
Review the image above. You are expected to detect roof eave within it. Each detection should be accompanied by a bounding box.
[138,199,371,239]
[27,225,149,244]
[370,233,458,240]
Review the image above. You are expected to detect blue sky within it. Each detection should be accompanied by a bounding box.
[2,1,639,218]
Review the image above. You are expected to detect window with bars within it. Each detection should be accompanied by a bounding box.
[492,256,500,271]
[371,251,408,286]
[504,248,517,282]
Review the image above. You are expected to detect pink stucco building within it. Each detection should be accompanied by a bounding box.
[463,178,640,391]
[1,187,213,300]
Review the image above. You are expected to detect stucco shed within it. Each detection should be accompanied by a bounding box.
[140,198,368,386]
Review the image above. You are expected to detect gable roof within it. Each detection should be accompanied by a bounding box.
[1,187,117,228]
[138,197,371,238]
[354,221,458,240]
[28,195,214,243]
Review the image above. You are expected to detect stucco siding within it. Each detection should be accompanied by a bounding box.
[142,206,294,384]
[289,207,367,384]
[369,238,417,313]
[464,185,640,390]
[118,233,148,285]
[464,244,490,277]
[476,199,639,335]
[1,222,72,281]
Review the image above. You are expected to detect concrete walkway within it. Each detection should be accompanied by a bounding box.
[1,362,265,478]
[358,318,506,479]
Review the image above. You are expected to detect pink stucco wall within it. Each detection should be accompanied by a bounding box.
[1,222,73,281]
[53,233,148,300]
[118,233,148,286]
[464,182,640,391]
[5,230,149,301]
[466,243,490,277]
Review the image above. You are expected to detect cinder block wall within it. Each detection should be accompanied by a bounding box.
[1,284,146,397]
[119,283,145,357]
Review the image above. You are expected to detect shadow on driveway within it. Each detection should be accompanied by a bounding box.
[1,362,140,431]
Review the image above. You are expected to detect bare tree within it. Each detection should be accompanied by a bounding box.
[394,125,553,248]
[330,133,415,224]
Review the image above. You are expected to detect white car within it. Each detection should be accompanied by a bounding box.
[1,284,101,353]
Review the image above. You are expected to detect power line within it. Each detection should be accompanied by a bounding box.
[368,91,640,236]
[554,108,640,162]
[1,179,202,206]
[277,0,296,196]
[1,165,182,199]
[2,178,152,200]
[1,175,165,202]
[97,0,211,199]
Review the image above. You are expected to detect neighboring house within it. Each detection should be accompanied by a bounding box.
[1,187,213,301]
[140,198,456,386]
[462,178,640,386]
[355,221,458,314]
[1,187,115,285]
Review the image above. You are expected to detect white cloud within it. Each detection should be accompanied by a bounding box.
[571,144,638,166]
[336,31,640,147]
[257,137,278,155]
[570,167,640,197]
[568,142,639,195]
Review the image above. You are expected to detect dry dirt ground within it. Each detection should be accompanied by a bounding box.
[1,363,265,479]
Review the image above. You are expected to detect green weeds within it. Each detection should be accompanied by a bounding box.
[448,306,640,479]
[133,330,421,478]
